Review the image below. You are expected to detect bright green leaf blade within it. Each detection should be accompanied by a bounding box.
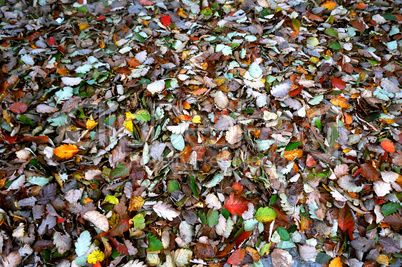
[255,207,277,223]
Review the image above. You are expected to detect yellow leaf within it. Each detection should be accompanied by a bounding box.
[376,255,389,265]
[105,195,119,205]
[321,1,337,10]
[86,119,98,130]
[283,149,303,160]
[78,23,89,31]
[87,250,105,264]
[129,196,145,211]
[329,257,343,267]
[54,144,79,159]
[192,115,201,124]
[177,8,188,18]
[125,112,136,120]
[330,95,351,109]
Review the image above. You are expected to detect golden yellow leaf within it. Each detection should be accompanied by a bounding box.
[129,196,145,211]
[86,119,98,130]
[78,23,89,31]
[321,1,337,10]
[283,149,303,160]
[376,255,389,265]
[330,95,351,109]
[192,115,201,124]
[53,144,79,159]
[87,250,105,264]
[329,257,343,267]
[177,8,188,18]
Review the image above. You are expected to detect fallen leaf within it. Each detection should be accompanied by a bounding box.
[53,144,79,159]
[283,149,303,160]
[321,1,337,10]
[83,210,109,231]
[160,15,171,26]
[381,140,395,153]
[153,201,180,221]
[329,257,343,267]
[224,194,249,216]
[10,102,28,113]
[227,248,246,265]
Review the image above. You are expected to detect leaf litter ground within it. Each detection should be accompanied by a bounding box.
[1,0,402,266]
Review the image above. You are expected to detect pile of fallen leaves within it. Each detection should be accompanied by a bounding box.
[1,0,402,266]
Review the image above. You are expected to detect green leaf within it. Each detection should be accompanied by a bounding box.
[147,233,163,252]
[285,141,303,151]
[329,126,339,147]
[329,42,341,50]
[18,115,34,125]
[276,227,290,241]
[171,134,185,151]
[308,95,323,105]
[110,163,131,179]
[204,173,224,188]
[381,203,402,217]
[132,214,145,229]
[134,110,151,122]
[105,195,119,205]
[77,6,88,13]
[316,252,332,264]
[315,119,322,131]
[190,175,199,198]
[324,28,338,38]
[27,176,51,187]
[207,210,219,227]
[75,231,91,257]
[168,180,180,193]
[48,113,68,127]
[255,207,277,223]
[269,195,278,206]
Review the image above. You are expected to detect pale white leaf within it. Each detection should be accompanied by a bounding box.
[136,51,147,64]
[248,62,263,79]
[53,231,72,254]
[381,171,399,183]
[214,91,229,109]
[21,54,34,66]
[205,194,222,210]
[147,80,165,94]
[61,77,83,86]
[83,211,109,231]
[65,189,83,203]
[84,170,102,181]
[153,201,180,221]
[178,221,193,245]
[242,203,255,220]
[36,104,58,113]
[330,190,347,202]
[7,175,25,191]
[215,214,227,236]
[334,164,349,178]
[223,217,234,238]
[226,125,242,145]
[122,260,147,267]
[12,223,25,239]
[167,122,189,134]
[171,134,185,151]
[124,240,138,256]
[1,251,22,267]
[373,181,391,197]
[271,81,292,98]
[337,175,364,193]
[173,249,193,267]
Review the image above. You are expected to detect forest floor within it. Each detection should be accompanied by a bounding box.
[1,0,402,266]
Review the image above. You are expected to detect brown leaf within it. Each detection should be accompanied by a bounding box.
[195,243,214,259]
[383,213,402,230]
[361,163,380,181]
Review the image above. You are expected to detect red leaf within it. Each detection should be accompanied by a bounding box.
[235,231,252,248]
[338,206,354,240]
[95,15,107,21]
[10,102,28,114]
[331,78,346,90]
[109,217,131,236]
[161,15,171,26]
[109,237,128,255]
[381,140,396,153]
[232,182,243,194]
[224,194,249,216]
[289,85,303,96]
[227,248,246,265]
[57,216,66,224]
[47,37,56,46]
[93,263,102,267]
[140,0,153,4]
[1,130,17,144]
[21,136,49,144]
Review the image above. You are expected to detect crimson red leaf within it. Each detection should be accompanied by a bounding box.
[47,37,55,46]
[109,237,128,255]
[95,16,106,21]
[235,231,252,248]
[331,78,346,90]
[10,102,28,113]
[338,206,354,240]
[224,194,249,216]
[227,248,246,265]
[161,15,171,26]
[109,217,131,236]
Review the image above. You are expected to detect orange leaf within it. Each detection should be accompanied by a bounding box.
[329,257,343,267]
[381,140,395,153]
[283,149,303,160]
[126,58,140,68]
[54,144,79,159]
[338,206,354,239]
[227,249,246,265]
[330,95,351,109]
[224,194,249,216]
[321,1,337,10]
[356,3,367,9]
